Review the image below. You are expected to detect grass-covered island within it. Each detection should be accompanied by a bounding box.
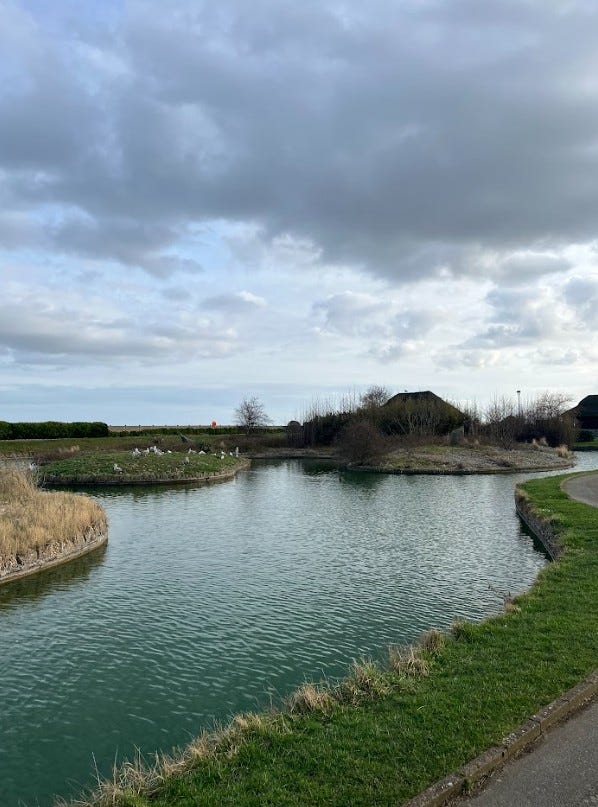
[0,469,107,584]
[349,441,574,474]
[65,471,597,807]
[40,449,250,486]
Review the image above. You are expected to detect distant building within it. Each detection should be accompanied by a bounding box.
[567,395,598,433]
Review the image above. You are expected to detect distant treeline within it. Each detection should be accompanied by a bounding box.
[0,421,110,440]
[111,426,286,437]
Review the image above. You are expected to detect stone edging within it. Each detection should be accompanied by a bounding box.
[401,673,598,807]
[514,491,561,560]
[42,459,251,487]
[399,486,596,807]
[0,529,108,587]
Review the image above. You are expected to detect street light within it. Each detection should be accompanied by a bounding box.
[517,390,521,418]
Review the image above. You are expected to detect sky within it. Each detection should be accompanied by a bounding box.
[1,0,597,426]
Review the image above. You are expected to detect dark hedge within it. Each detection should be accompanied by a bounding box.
[0,421,110,439]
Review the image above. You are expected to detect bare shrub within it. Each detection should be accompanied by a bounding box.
[337,419,387,465]
[359,385,391,410]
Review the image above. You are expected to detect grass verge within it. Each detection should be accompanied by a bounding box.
[0,469,107,560]
[63,471,597,807]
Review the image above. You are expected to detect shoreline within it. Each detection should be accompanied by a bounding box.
[41,458,251,488]
[0,527,108,587]
[65,469,598,807]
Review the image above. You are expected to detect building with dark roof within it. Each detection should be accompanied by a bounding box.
[567,395,598,431]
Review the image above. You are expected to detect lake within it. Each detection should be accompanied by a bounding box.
[1,455,597,806]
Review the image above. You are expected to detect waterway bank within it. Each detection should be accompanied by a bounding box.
[39,453,250,487]
[0,469,107,586]
[65,468,598,807]
[2,458,567,807]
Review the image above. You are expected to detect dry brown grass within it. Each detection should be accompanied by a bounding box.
[0,469,107,559]
[286,683,336,714]
[388,645,430,677]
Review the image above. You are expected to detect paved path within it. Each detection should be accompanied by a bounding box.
[458,700,598,806]
[454,472,598,806]
[562,472,598,508]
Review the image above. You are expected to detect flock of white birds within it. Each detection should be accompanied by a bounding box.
[111,445,240,474]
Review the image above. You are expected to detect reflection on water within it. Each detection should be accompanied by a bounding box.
[0,543,107,610]
[1,454,597,807]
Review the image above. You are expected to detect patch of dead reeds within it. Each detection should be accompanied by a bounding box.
[0,469,107,560]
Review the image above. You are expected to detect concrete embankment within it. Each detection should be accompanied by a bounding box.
[514,489,562,560]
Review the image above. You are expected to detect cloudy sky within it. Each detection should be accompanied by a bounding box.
[1,0,597,425]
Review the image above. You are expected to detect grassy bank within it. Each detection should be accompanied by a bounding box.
[66,472,597,807]
[41,451,249,486]
[0,469,106,561]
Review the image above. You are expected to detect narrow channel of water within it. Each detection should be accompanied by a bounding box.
[1,455,596,807]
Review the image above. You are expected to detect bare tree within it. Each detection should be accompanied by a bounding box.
[483,395,517,447]
[234,396,272,433]
[359,385,391,409]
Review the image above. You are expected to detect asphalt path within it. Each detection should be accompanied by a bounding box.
[562,472,598,508]
[460,700,598,807]
[455,471,598,807]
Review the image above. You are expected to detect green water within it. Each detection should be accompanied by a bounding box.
[2,458,595,806]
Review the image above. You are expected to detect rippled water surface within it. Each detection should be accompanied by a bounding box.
[2,455,597,806]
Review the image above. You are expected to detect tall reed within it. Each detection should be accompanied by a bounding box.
[0,469,107,559]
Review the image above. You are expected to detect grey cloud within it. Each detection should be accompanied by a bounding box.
[493,253,572,284]
[564,276,598,326]
[313,291,389,337]
[201,291,267,313]
[3,1,598,281]
[532,348,580,366]
[0,298,240,365]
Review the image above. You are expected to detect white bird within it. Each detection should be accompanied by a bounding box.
[187,448,197,454]
[113,463,123,473]
[198,450,206,455]
[132,448,141,458]
[235,447,239,457]
[184,456,190,465]
[28,461,37,471]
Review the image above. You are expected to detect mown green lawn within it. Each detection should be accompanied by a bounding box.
[73,472,598,807]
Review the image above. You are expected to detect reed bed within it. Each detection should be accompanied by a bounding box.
[0,469,107,559]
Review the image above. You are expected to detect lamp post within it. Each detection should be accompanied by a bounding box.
[517,390,521,418]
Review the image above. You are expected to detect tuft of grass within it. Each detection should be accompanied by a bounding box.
[287,684,336,715]
[0,469,107,561]
[418,627,446,654]
[388,645,430,677]
[337,659,390,703]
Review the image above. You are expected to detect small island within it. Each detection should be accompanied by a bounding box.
[40,447,250,486]
[0,468,107,585]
